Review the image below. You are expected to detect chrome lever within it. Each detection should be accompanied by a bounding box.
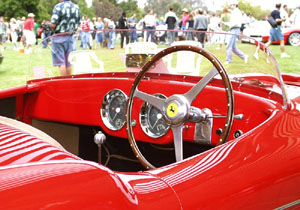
[208,114,244,120]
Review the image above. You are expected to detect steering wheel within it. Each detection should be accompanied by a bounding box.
[126,45,234,169]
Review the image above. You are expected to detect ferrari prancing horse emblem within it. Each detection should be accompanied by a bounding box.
[167,103,178,118]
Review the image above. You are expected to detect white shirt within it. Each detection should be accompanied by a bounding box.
[280,9,290,27]
[108,19,115,29]
[229,7,243,29]
[209,16,221,31]
[144,14,156,27]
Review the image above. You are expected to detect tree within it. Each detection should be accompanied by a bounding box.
[119,0,138,17]
[168,2,183,17]
[118,0,144,19]
[78,0,95,18]
[37,0,59,21]
[37,0,95,22]
[234,0,270,20]
[0,0,40,20]
[93,0,122,19]
[144,0,170,17]
[107,0,118,5]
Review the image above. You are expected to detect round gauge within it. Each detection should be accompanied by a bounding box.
[140,94,170,138]
[101,89,127,130]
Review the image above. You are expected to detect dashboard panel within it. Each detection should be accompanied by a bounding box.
[23,73,279,146]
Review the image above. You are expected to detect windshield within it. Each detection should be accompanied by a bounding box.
[25,30,287,107]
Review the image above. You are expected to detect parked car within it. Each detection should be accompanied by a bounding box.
[243,20,300,46]
[242,20,271,43]
[0,30,300,209]
[262,27,300,46]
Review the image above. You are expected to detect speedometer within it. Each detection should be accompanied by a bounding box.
[140,94,170,138]
[101,89,127,130]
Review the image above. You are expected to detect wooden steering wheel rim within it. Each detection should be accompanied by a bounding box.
[126,45,234,170]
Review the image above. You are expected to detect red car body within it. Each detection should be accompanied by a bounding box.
[262,27,300,46]
[0,31,300,209]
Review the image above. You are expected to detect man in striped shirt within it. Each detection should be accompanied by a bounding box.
[51,0,81,76]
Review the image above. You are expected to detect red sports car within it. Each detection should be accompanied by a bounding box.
[262,27,300,46]
[0,31,300,209]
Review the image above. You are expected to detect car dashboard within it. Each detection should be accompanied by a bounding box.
[20,72,280,146]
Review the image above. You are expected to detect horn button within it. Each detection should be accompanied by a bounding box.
[163,95,190,127]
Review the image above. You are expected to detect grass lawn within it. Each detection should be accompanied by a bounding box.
[0,39,299,90]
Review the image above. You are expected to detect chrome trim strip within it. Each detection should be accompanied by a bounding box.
[274,199,300,210]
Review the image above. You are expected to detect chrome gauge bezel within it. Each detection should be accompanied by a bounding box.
[101,89,127,131]
[140,94,170,138]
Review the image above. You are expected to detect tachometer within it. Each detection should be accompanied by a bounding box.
[140,94,170,138]
[101,89,127,130]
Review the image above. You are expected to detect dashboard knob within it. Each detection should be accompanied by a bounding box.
[94,131,106,146]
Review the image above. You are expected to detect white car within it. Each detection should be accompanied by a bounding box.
[242,20,271,43]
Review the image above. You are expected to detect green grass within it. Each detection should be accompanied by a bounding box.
[268,45,300,73]
[0,40,299,90]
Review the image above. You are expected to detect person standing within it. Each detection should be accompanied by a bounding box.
[23,13,36,54]
[181,8,189,31]
[193,8,208,47]
[0,17,7,52]
[34,21,39,45]
[254,3,290,59]
[291,5,300,27]
[50,0,81,76]
[155,17,166,44]
[17,17,25,42]
[219,8,230,49]
[208,13,221,44]
[103,18,109,48]
[118,12,129,48]
[10,18,19,50]
[88,18,94,49]
[281,4,290,28]
[247,13,256,25]
[240,10,248,37]
[128,14,138,43]
[41,20,52,48]
[187,12,195,41]
[107,16,116,50]
[137,14,146,41]
[165,7,178,46]
[224,0,248,64]
[81,16,92,49]
[95,17,104,49]
[144,9,156,42]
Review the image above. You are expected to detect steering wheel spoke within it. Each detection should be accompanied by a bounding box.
[184,67,219,104]
[172,126,184,162]
[126,45,234,169]
[134,89,165,111]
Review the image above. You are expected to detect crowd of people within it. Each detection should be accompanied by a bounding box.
[0,2,299,53]
[0,0,299,73]
[77,2,300,53]
[0,14,38,53]
[73,6,257,50]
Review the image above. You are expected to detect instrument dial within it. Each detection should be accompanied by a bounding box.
[140,94,170,138]
[101,89,127,130]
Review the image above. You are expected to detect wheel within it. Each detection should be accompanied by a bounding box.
[288,32,300,46]
[126,45,234,169]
